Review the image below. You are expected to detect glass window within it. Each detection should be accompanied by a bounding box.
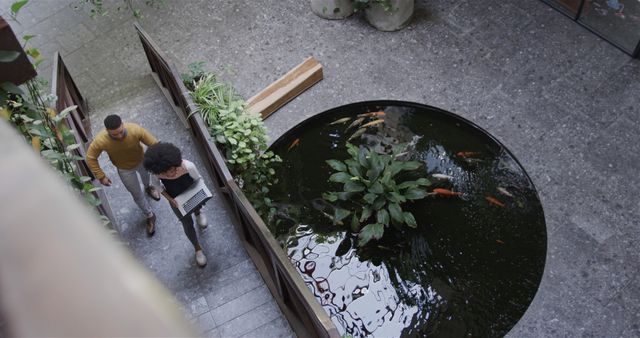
[546,0,584,17]
[579,0,640,53]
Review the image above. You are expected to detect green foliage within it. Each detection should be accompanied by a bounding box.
[181,61,206,90]
[352,0,394,11]
[9,0,28,21]
[1,0,143,230]
[0,51,20,62]
[323,143,431,246]
[188,70,281,222]
[3,1,48,70]
[1,79,108,226]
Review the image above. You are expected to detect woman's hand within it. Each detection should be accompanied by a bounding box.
[168,197,179,209]
[161,190,179,209]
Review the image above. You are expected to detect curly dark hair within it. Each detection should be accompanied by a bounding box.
[143,142,183,174]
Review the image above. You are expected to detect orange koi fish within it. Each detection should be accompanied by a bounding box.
[288,138,300,151]
[432,188,463,196]
[456,151,479,158]
[486,196,505,207]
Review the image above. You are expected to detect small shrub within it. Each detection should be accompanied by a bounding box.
[188,70,281,222]
[181,61,206,90]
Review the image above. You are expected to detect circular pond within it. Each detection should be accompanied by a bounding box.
[266,101,546,337]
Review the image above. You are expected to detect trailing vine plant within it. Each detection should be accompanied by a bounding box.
[1,78,109,225]
[2,1,109,227]
[184,63,281,223]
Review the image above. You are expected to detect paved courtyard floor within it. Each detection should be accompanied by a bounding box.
[3,0,639,337]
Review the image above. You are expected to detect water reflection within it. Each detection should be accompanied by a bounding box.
[289,231,425,337]
[268,102,547,337]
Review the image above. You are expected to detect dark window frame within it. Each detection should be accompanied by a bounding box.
[541,0,640,58]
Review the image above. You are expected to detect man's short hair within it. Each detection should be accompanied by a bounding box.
[104,114,122,130]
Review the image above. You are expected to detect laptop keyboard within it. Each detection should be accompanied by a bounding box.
[182,189,207,214]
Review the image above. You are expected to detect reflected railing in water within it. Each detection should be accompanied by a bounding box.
[267,101,547,337]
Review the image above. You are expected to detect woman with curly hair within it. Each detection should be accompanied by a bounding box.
[143,142,208,267]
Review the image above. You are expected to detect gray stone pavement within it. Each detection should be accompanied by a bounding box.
[3,0,639,337]
[87,86,294,338]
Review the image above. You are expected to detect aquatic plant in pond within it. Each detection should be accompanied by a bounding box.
[266,102,547,337]
[323,142,431,246]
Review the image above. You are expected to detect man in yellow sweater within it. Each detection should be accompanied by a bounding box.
[86,114,161,236]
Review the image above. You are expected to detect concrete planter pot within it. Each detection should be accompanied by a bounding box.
[365,0,414,31]
[310,0,354,19]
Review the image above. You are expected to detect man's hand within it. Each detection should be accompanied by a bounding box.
[99,177,112,186]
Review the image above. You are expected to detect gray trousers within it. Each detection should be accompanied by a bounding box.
[117,162,154,217]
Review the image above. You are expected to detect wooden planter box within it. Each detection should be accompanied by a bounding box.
[176,78,340,338]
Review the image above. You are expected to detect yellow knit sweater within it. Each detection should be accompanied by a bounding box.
[86,123,158,179]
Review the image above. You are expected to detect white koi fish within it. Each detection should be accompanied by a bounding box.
[497,187,514,197]
[361,119,385,128]
[432,173,454,180]
[329,117,351,125]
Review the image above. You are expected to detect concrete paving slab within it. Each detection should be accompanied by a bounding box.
[191,311,216,334]
[209,285,272,326]
[240,317,296,338]
[216,301,285,338]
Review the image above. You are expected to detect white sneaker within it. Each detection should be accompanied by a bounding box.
[195,212,208,228]
[195,250,207,267]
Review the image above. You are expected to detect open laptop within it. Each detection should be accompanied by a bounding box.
[174,178,213,217]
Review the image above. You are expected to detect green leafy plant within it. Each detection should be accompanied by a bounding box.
[8,0,28,21]
[2,1,51,71]
[352,0,394,11]
[322,143,430,246]
[181,61,206,89]
[188,69,281,222]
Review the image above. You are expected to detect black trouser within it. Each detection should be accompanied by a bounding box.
[170,206,202,249]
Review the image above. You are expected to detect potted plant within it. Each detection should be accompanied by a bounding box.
[353,0,414,31]
[310,0,354,20]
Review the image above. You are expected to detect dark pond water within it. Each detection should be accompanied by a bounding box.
[266,101,547,337]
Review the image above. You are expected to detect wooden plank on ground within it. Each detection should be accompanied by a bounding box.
[246,57,323,120]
